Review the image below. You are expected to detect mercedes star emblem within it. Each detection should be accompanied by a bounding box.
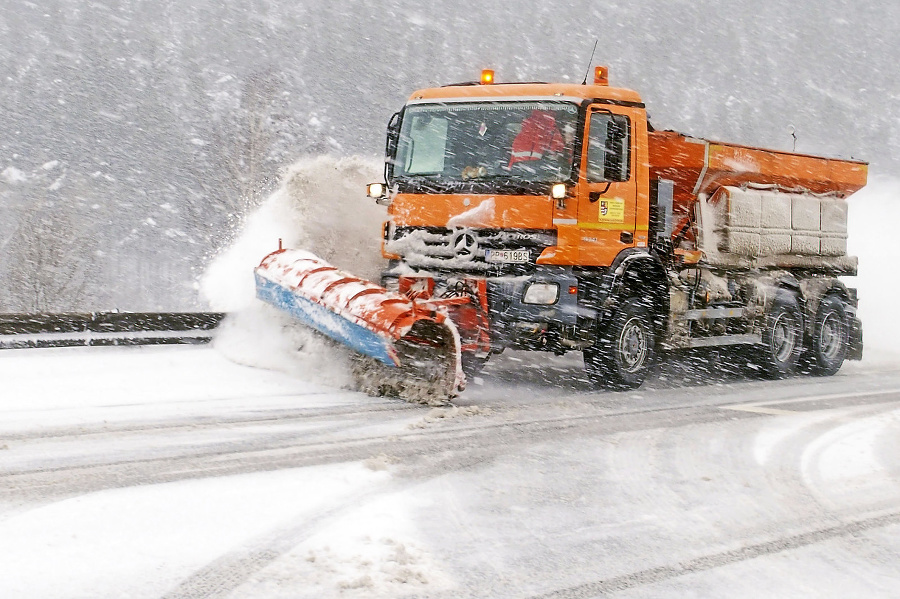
[452,229,478,261]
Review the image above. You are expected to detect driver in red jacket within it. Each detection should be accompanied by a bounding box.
[508,109,566,169]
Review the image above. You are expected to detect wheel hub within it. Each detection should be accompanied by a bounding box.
[772,313,796,363]
[619,317,648,372]
[819,313,843,360]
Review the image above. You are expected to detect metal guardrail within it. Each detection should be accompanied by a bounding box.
[0,312,226,350]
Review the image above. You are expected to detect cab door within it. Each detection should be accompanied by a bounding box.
[577,106,638,266]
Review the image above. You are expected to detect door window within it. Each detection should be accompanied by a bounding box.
[586,112,631,182]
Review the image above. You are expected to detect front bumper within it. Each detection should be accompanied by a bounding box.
[485,266,580,328]
[384,265,582,352]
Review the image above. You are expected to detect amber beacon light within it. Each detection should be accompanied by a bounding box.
[480,69,495,84]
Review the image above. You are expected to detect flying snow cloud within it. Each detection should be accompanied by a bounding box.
[199,155,386,387]
[200,155,385,312]
[846,175,900,362]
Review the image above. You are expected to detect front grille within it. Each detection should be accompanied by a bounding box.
[387,227,556,275]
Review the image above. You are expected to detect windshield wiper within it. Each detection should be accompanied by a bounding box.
[403,173,444,180]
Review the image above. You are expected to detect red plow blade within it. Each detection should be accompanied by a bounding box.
[255,248,464,403]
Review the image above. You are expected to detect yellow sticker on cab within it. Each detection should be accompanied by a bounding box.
[597,198,625,223]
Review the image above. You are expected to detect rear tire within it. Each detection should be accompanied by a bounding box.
[808,295,848,376]
[758,291,803,379]
[584,298,656,390]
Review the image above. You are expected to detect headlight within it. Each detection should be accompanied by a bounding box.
[523,282,559,305]
[367,182,385,198]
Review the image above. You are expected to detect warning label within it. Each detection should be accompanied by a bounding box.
[597,198,625,223]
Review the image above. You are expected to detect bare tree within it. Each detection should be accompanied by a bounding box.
[209,69,291,217]
[4,186,97,313]
[180,67,300,264]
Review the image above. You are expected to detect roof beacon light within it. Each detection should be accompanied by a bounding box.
[480,69,495,85]
[594,66,609,86]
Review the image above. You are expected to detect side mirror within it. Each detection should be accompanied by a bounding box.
[384,111,402,185]
[386,111,401,159]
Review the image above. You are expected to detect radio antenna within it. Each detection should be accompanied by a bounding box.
[581,40,599,85]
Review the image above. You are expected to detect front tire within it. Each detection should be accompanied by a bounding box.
[584,298,656,390]
[808,295,849,376]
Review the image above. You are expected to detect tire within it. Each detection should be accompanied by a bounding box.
[807,295,849,376]
[584,297,656,390]
[758,291,803,378]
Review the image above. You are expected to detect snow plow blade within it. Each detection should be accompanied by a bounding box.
[254,248,463,403]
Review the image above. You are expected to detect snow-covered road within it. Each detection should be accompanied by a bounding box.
[1,345,899,598]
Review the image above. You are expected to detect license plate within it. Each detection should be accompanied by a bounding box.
[484,249,530,263]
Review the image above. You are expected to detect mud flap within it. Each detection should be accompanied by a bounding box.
[847,316,864,361]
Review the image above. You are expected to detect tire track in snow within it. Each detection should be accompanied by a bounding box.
[0,397,414,442]
[6,387,900,500]
[529,510,900,599]
[159,464,489,598]
[157,483,393,599]
[0,400,759,504]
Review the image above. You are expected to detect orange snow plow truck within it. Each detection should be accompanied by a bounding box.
[255,67,866,402]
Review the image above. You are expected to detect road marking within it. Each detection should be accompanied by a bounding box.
[722,405,797,416]
[722,387,900,416]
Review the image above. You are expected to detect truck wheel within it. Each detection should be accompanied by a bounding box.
[584,297,656,390]
[759,291,803,378]
[808,295,849,376]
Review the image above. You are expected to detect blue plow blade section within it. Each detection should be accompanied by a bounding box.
[255,273,399,367]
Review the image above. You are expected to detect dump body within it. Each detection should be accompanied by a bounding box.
[648,130,868,216]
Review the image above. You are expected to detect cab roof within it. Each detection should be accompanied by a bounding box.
[406,82,644,107]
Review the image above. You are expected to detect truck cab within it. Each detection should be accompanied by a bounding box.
[376,67,650,270]
[369,69,658,364]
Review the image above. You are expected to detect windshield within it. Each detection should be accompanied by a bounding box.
[392,101,579,188]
